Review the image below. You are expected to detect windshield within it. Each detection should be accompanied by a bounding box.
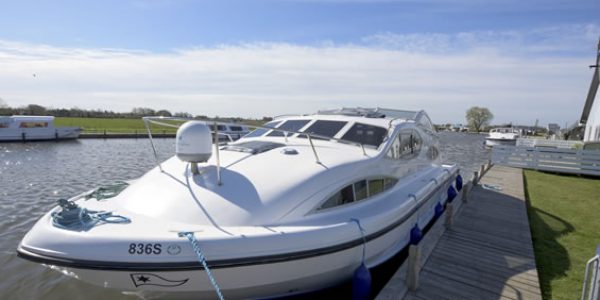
[341,123,388,147]
[267,120,310,136]
[244,121,281,138]
[298,120,347,140]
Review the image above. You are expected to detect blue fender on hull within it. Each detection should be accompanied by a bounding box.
[447,185,457,203]
[352,263,371,300]
[456,175,463,191]
[410,225,422,245]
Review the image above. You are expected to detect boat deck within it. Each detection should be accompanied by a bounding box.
[378,165,542,300]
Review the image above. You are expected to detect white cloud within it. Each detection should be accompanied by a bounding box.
[363,24,600,56]
[0,25,598,126]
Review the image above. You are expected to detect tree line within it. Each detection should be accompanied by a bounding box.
[0,102,273,123]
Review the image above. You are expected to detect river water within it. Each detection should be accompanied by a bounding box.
[0,132,489,300]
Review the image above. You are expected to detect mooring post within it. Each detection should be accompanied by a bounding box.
[462,182,471,203]
[487,159,492,170]
[473,171,479,185]
[407,244,421,291]
[480,164,485,177]
[445,202,454,228]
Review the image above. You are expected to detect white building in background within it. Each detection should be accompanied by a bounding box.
[580,39,600,143]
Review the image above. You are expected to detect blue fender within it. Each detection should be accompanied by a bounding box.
[352,263,371,300]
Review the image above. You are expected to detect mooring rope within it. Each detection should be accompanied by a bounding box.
[350,218,367,263]
[179,231,225,300]
[51,199,130,231]
[84,181,129,201]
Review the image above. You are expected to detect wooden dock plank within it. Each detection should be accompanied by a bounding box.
[395,165,542,300]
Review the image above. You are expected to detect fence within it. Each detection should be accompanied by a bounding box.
[516,138,583,149]
[492,146,600,176]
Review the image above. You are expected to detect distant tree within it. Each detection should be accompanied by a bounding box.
[26,104,47,115]
[156,109,172,117]
[465,106,493,132]
[131,107,156,116]
[0,98,9,115]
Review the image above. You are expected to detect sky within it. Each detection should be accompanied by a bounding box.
[0,0,599,126]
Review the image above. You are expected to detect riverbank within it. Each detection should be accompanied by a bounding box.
[54,117,265,134]
[54,117,177,134]
[523,170,600,300]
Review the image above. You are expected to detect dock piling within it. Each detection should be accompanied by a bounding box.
[444,202,454,228]
[407,244,421,292]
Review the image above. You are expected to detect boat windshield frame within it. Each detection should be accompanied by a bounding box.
[142,116,378,173]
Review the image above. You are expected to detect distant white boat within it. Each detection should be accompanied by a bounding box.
[209,123,250,141]
[0,116,81,141]
[485,127,520,147]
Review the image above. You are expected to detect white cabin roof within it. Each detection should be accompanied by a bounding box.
[2,115,55,122]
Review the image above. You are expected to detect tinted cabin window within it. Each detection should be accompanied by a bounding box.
[354,180,368,201]
[427,146,439,160]
[318,177,398,211]
[368,179,384,196]
[386,129,422,160]
[387,135,401,159]
[267,120,310,137]
[19,122,48,128]
[298,120,347,140]
[341,123,387,147]
[229,126,244,131]
[244,121,281,138]
[320,185,355,210]
[384,178,398,190]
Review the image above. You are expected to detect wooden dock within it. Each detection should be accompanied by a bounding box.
[377,165,542,300]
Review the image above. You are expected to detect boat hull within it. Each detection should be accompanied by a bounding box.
[0,127,81,141]
[17,167,458,299]
[31,248,359,299]
[485,138,516,147]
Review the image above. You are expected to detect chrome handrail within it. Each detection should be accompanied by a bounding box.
[582,254,600,300]
[142,116,377,183]
[214,121,222,186]
[143,118,164,172]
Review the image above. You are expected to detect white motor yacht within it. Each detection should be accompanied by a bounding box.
[18,107,462,299]
[485,127,520,147]
[0,115,81,141]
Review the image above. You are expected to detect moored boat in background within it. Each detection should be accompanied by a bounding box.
[0,116,80,141]
[485,127,520,147]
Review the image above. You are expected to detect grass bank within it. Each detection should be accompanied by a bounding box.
[54,117,264,134]
[54,117,176,133]
[524,170,600,299]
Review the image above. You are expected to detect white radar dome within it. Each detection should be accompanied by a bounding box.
[176,121,213,163]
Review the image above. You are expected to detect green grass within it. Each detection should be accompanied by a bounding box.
[523,170,600,300]
[54,117,179,133]
[54,117,264,134]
